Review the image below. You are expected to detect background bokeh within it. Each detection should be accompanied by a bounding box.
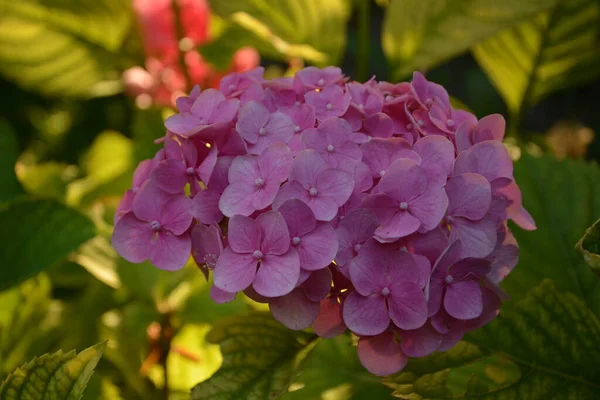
[1,0,600,399]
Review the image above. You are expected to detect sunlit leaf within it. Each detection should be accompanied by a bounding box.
[191,313,318,400]
[382,0,558,80]
[283,335,393,400]
[577,218,600,278]
[473,0,600,117]
[19,162,76,201]
[0,0,131,97]
[132,108,165,163]
[0,198,96,290]
[506,154,600,314]
[385,281,600,398]
[0,341,106,399]
[0,120,24,203]
[207,0,350,66]
[0,275,57,377]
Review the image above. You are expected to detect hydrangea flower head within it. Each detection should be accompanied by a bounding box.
[113,67,535,376]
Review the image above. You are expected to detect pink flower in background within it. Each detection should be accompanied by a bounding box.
[124,0,260,107]
[113,67,536,377]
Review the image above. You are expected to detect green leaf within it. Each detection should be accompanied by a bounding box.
[506,154,600,315]
[577,218,600,277]
[282,335,393,400]
[382,0,558,80]
[132,108,166,163]
[191,313,318,400]
[466,280,600,398]
[473,0,600,117]
[0,198,96,290]
[0,341,107,400]
[0,0,131,97]
[207,0,350,66]
[386,281,600,399]
[0,120,24,203]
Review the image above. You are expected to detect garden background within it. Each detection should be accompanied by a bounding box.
[1,0,600,399]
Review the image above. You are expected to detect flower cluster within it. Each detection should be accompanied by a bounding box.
[112,66,536,376]
[123,0,259,108]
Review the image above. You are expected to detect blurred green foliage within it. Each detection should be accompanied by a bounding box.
[1,0,600,399]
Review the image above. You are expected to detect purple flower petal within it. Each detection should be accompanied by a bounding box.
[388,282,427,330]
[297,223,338,270]
[453,141,513,182]
[449,217,497,258]
[400,323,442,357]
[278,199,317,237]
[132,180,170,223]
[270,289,320,330]
[413,136,454,186]
[191,189,223,225]
[253,249,300,297]
[214,247,257,293]
[257,211,290,255]
[210,286,237,303]
[218,181,257,217]
[312,298,346,338]
[112,213,154,263]
[236,101,270,144]
[357,332,407,376]
[409,185,448,231]
[302,267,333,301]
[379,158,427,202]
[447,173,491,220]
[149,231,191,271]
[444,280,483,320]
[375,210,421,241]
[227,215,261,253]
[342,291,390,336]
[160,196,193,235]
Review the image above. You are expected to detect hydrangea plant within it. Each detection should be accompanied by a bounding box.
[112,66,536,376]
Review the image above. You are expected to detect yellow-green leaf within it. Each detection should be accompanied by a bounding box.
[473,0,600,116]
[0,0,131,97]
[382,0,558,80]
[0,120,24,203]
[191,313,318,400]
[207,0,350,66]
[0,342,106,400]
[577,218,600,278]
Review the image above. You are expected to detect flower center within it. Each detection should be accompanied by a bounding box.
[309,187,318,196]
[417,119,425,127]
[358,104,364,111]
[292,236,301,246]
[379,170,386,177]
[254,178,265,187]
[353,243,362,252]
[406,123,413,130]
[446,215,454,224]
[399,246,408,252]
[425,98,433,107]
[258,127,267,136]
[317,78,325,86]
[446,119,455,127]
[327,144,335,153]
[381,287,391,296]
[399,202,408,210]
[150,221,161,231]
[445,275,454,284]
[186,167,195,175]
[385,95,393,102]
[294,125,301,133]
[326,103,333,111]
[228,84,236,91]
[253,250,263,260]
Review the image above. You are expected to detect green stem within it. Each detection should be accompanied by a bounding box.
[356,0,370,82]
[171,0,193,91]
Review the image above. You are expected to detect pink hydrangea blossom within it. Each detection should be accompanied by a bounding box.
[113,67,535,377]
